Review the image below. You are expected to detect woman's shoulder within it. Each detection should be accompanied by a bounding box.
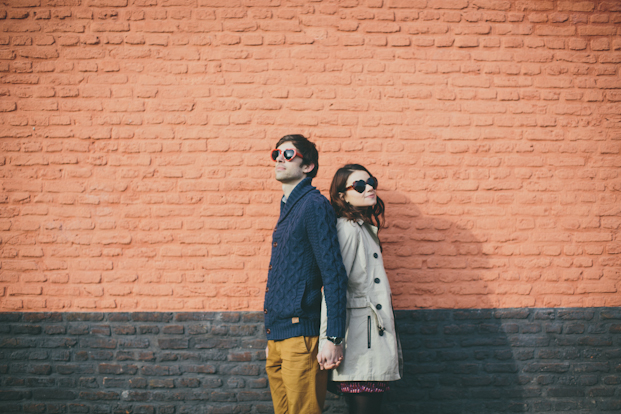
[336,217,363,238]
[336,217,361,228]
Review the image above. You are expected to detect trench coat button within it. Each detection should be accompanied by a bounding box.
[269,265,272,270]
[373,253,378,259]
[379,330,384,336]
[266,329,271,334]
[273,242,277,247]
[374,278,380,284]
[264,309,268,314]
[376,304,382,310]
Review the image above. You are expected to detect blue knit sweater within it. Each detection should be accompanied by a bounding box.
[264,177,348,340]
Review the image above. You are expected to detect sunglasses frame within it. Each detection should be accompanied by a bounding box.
[270,148,304,162]
[345,177,378,194]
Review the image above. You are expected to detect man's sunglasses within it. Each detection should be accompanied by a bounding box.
[270,148,304,162]
[345,177,378,193]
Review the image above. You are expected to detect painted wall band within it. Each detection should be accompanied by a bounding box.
[1,308,620,413]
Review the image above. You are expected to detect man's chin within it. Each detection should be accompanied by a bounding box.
[275,174,302,184]
[275,174,289,183]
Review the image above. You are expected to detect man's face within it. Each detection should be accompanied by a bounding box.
[274,142,312,183]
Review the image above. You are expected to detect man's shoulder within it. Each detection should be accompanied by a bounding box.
[302,189,331,210]
[307,187,328,201]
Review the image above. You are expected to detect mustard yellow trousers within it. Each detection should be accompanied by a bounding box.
[266,336,328,414]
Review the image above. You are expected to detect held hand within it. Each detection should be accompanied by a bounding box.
[317,349,332,370]
[265,345,268,359]
[318,340,343,370]
[317,348,327,370]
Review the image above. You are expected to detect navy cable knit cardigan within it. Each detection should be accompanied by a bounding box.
[264,177,348,340]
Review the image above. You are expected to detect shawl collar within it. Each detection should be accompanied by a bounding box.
[278,177,315,225]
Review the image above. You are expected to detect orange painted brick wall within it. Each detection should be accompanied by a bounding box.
[1,0,620,313]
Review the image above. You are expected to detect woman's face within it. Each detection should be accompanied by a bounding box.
[342,170,377,208]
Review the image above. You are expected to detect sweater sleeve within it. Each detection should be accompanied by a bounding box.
[305,196,348,338]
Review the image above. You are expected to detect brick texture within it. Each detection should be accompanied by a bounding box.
[1,308,620,413]
[0,1,620,312]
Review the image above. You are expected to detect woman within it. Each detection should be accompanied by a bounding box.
[318,164,402,414]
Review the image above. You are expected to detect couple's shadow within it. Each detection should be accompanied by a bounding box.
[324,191,525,414]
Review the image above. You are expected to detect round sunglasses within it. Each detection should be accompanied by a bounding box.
[270,148,304,162]
[345,177,378,193]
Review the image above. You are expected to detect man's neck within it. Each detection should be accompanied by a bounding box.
[281,176,306,200]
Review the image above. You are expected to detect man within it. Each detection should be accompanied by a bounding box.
[264,134,348,414]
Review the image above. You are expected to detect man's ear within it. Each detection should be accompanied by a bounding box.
[302,163,315,175]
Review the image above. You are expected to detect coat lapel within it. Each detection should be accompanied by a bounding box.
[278,177,315,225]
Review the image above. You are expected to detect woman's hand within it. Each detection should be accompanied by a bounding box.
[317,341,343,370]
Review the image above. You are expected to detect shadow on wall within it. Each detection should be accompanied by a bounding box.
[375,193,525,413]
[385,309,528,414]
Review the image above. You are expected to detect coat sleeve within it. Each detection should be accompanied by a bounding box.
[336,219,360,277]
[319,220,359,348]
[305,197,348,339]
[319,292,327,351]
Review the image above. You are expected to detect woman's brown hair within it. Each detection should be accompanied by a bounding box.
[329,164,385,232]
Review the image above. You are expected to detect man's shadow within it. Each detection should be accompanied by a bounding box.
[324,191,526,414]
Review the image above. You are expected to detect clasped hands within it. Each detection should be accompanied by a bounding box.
[317,340,343,370]
[264,340,343,370]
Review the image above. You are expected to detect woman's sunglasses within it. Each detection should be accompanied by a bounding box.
[345,177,378,193]
[270,148,304,162]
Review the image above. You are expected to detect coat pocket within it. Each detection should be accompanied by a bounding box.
[367,315,371,349]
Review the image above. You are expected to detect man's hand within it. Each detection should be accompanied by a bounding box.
[317,341,343,370]
[265,345,269,359]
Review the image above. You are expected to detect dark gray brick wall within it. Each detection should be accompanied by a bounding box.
[0,308,620,414]
[392,308,621,414]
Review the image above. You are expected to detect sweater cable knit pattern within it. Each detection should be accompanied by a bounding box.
[264,177,348,341]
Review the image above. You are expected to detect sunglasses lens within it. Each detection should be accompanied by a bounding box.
[369,177,378,189]
[283,149,295,160]
[270,149,279,161]
[353,181,366,193]
[350,177,378,193]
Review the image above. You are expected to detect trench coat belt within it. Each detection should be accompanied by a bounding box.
[347,296,386,333]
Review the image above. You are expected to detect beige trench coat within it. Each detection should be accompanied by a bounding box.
[320,218,402,382]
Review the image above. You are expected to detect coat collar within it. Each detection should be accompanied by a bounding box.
[278,177,315,224]
[355,219,378,235]
[355,219,380,247]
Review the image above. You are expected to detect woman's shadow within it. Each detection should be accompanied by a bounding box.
[325,190,526,414]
